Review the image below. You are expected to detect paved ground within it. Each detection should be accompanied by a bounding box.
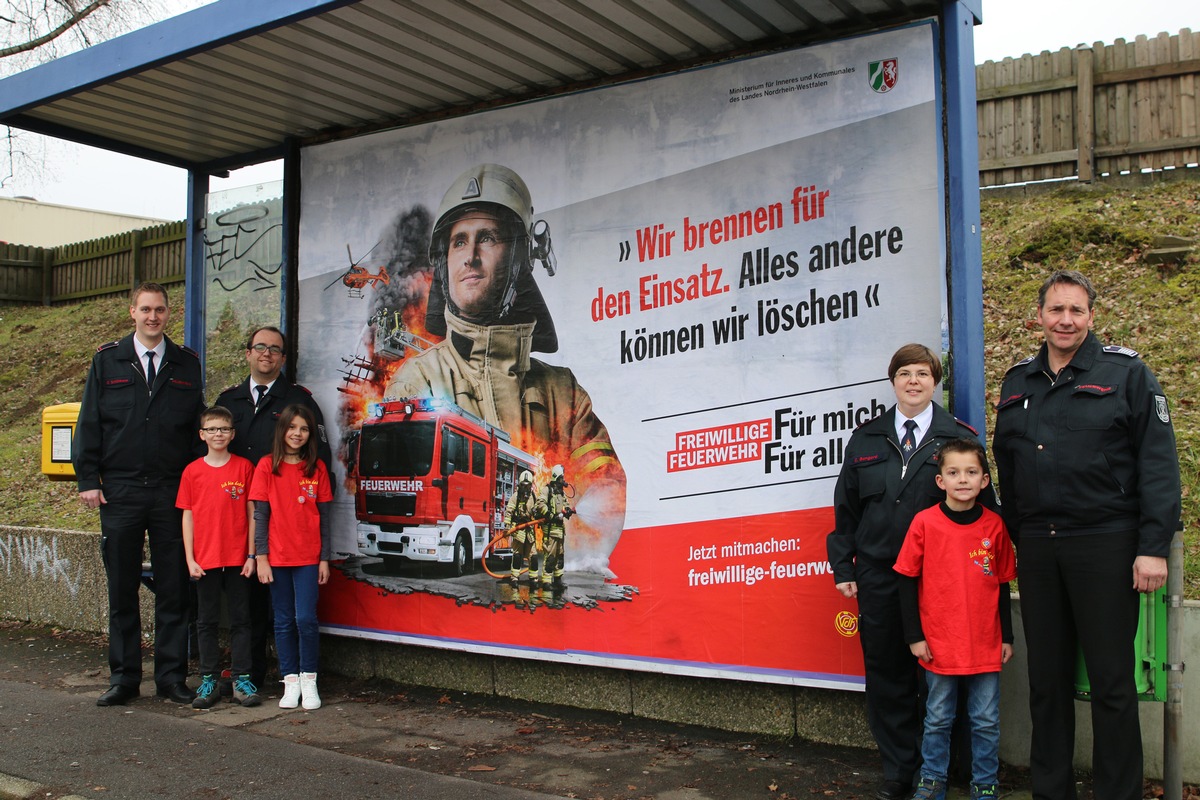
[0,620,1075,800]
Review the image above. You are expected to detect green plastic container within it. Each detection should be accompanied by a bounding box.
[1074,586,1166,702]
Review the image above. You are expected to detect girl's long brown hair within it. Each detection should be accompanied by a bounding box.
[271,404,320,477]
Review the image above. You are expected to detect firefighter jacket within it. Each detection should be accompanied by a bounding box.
[73,333,204,491]
[215,376,332,471]
[504,486,538,528]
[385,309,623,483]
[826,402,989,584]
[992,332,1180,556]
[539,485,571,539]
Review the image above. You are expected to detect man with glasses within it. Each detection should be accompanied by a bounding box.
[216,325,331,692]
[74,282,204,707]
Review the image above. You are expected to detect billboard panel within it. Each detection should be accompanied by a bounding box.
[298,22,945,689]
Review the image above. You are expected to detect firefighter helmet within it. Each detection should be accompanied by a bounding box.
[550,464,564,481]
[429,164,531,323]
[423,164,559,353]
[518,470,533,485]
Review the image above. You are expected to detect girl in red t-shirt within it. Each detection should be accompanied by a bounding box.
[250,404,332,710]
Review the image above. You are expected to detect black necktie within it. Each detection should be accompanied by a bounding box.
[901,419,917,462]
[145,351,157,391]
[254,384,267,412]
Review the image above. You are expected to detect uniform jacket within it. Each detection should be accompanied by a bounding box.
[215,375,332,470]
[538,485,571,538]
[504,486,538,528]
[73,333,204,491]
[992,331,1180,556]
[826,403,988,584]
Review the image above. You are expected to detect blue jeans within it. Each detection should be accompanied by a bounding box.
[919,670,1001,787]
[269,565,320,675]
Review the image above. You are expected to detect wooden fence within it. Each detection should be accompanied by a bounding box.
[0,220,185,305]
[977,28,1200,187]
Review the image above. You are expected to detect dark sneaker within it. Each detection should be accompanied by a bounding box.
[233,674,262,707]
[912,778,946,800]
[192,674,219,709]
[970,784,998,800]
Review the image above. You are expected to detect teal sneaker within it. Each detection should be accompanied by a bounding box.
[912,778,946,800]
[192,674,219,709]
[233,674,262,707]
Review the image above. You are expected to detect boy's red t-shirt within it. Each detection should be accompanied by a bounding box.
[176,455,255,570]
[248,456,332,567]
[893,504,1017,675]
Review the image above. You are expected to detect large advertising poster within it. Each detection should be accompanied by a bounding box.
[298,22,945,689]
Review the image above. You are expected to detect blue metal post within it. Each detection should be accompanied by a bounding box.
[185,169,209,367]
[942,0,986,437]
[281,139,301,372]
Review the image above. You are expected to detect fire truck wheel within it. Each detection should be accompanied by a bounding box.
[450,533,472,577]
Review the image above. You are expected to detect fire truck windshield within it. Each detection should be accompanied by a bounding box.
[358,420,435,477]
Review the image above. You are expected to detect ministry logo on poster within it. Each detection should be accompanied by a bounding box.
[868,58,898,93]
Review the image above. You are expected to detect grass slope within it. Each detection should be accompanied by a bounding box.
[1,177,1197,592]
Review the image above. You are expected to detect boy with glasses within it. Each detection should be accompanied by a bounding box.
[177,405,261,708]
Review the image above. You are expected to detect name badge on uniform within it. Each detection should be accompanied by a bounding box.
[1155,395,1170,424]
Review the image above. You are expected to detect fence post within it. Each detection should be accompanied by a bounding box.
[40,248,53,305]
[1075,46,1095,182]
[129,229,145,292]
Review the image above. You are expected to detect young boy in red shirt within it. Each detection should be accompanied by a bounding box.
[177,406,261,709]
[894,437,1016,800]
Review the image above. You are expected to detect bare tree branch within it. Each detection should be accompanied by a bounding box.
[0,0,112,59]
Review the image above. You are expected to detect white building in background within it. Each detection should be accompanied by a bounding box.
[0,196,170,248]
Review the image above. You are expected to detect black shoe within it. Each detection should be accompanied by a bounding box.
[156,681,195,704]
[97,684,139,707]
[875,780,910,800]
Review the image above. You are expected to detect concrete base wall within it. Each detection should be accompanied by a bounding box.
[3,525,1193,781]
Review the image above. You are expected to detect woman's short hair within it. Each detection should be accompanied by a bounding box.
[887,343,943,384]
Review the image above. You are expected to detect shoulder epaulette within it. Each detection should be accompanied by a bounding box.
[1004,355,1035,373]
[219,383,240,394]
[96,340,119,352]
[294,384,314,396]
[856,412,885,430]
[179,345,200,359]
[954,418,979,436]
[1101,345,1139,358]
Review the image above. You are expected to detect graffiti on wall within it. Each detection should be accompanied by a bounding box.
[0,533,83,598]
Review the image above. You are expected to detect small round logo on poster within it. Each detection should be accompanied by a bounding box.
[835,610,859,637]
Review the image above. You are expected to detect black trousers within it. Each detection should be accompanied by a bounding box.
[1018,532,1143,800]
[247,576,273,686]
[194,567,253,677]
[855,561,924,785]
[98,483,190,690]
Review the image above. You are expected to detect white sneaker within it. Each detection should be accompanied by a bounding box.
[279,674,300,709]
[300,672,321,710]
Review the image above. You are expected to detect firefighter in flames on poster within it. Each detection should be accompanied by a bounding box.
[383,164,627,578]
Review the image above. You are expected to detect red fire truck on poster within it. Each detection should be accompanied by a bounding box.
[353,397,538,576]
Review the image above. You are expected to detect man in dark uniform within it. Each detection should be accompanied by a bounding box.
[827,343,993,800]
[993,270,1179,800]
[215,325,330,690]
[74,281,203,707]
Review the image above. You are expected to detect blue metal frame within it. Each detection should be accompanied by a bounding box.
[281,139,302,372]
[941,0,986,437]
[184,170,209,359]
